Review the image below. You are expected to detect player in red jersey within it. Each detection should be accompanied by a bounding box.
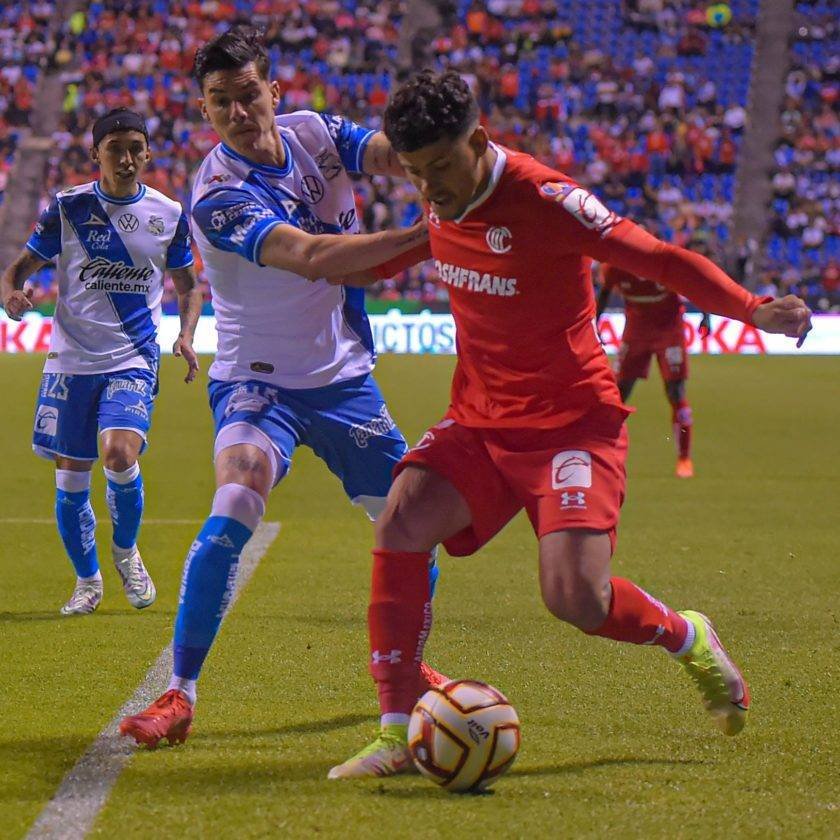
[327,72,812,779]
[596,264,711,478]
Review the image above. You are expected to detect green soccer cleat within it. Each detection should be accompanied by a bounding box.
[677,610,750,736]
[327,724,415,779]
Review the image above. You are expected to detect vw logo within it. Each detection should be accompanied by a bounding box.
[486,225,512,254]
[300,175,324,204]
[117,213,139,233]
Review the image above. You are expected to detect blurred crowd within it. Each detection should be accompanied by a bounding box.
[0,2,56,207]
[762,0,838,312]
[4,0,837,315]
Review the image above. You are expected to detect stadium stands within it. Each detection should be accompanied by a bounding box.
[0,2,59,206]
[2,1,835,314]
[764,0,839,311]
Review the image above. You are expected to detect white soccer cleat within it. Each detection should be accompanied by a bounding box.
[112,546,156,609]
[59,579,103,616]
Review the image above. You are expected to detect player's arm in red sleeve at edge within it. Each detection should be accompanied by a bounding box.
[582,219,812,344]
[327,242,433,287]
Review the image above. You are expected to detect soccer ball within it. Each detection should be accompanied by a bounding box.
[408,679,521,792]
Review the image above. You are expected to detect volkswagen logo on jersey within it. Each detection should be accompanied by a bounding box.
[300,175,325,204]
[118,213,139,233]
[486,226,512,254]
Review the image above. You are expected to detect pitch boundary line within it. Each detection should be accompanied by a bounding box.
[24,521,281,840]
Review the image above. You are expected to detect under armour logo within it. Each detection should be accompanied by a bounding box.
[371,649,402,664]
[560,491,586,508]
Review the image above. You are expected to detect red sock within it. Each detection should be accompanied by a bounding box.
[368,549,432,715]
[587,577,688,653]
[672,399,693,459]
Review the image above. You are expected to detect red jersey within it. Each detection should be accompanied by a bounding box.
[602,263,685,340]
[387,145,766,430]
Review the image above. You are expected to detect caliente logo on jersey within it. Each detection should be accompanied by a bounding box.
[78,257,154,292]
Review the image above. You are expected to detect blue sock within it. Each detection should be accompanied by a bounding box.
[55,469,98,578]
[104,462,144,550]
[173,513,255,681]
[429,548,440,599]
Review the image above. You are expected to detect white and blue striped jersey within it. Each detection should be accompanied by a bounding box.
[26,181,193,374]
[190,110,376,389]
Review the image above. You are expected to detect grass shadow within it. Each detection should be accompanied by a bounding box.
[189,712,376,742]
[510,756,707,778]
[0,609,176,623]
[370,757,708,799]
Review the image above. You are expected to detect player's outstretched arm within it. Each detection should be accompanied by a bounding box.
[362,132,406,178]
[169,266,202,383]
[583,220,812,342]
[1,248,48,321]
[259,218,428,281]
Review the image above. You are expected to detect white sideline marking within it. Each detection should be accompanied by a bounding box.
[0,518,204,525]
[25,522,281,840]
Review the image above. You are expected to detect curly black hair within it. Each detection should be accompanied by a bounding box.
[193,25,270,89]
[383,70,479,153]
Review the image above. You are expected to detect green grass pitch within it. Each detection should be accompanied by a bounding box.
[0,353,837,838]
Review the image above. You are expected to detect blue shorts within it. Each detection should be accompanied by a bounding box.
[209,374,408,501]
[33,369,157,462]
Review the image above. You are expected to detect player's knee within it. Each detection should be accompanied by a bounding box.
[374,505,429,551]
[215,444,273,499]
[374,488,438,551]
[102,441,138,472]
[541,575,610,631]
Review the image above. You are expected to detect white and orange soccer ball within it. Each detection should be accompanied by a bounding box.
[408,679,521,792]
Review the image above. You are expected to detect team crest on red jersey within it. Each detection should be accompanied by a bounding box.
[486,226,512,254]
[541,182,620,237]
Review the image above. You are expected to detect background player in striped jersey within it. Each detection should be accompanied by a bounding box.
[119,28,440,748]
[0,108,202,616]
[596,263,712,478]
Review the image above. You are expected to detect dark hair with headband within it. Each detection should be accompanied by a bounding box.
[91,108,149,148]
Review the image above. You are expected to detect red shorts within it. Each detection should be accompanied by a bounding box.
[396,408,628,557]
[615,331,689,382]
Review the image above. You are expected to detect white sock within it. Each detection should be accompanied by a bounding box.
[168,676,197,706]
[103,461,141,485]
[381,713,410,727]
[670,618,696,658]
[78,570,102,585]
[112,542,137,560]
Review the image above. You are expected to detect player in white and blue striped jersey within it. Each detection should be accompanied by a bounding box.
[119,28,441,748]
[0,109,203,616]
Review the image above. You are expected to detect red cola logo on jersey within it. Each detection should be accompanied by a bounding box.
[540,182,620,237]
[434,260,518,297]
